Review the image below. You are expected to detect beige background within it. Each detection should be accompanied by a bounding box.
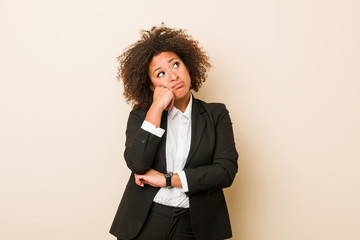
[1,0,359,239]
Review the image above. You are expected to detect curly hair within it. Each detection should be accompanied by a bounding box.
[117,23,211,110]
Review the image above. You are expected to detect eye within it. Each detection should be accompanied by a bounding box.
[157,71,165,78]
[173,62,179,68]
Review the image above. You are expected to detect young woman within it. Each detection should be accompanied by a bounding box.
[110,24,238,240]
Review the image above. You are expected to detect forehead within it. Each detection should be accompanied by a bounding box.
[149,51,180,70]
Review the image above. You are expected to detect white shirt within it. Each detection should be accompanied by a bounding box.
[140,95,192,208]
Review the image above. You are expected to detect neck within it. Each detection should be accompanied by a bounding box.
[174,92,191,113]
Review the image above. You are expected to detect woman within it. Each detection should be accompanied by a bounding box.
[110,24,238,240]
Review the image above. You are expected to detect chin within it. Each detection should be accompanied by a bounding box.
[175,90,190,99]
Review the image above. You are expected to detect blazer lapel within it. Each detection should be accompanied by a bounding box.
[186,98,206,166]
[157,111,168,172]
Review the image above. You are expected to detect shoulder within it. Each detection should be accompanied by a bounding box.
[193,98,230,122]
[128,107,147,122]
[194,98,229,114]
[130,107,147,115]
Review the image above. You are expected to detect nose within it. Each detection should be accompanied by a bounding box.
[168,70,178,82]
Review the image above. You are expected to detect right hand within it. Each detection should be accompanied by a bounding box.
[144,86,174,128]
[152,86,174,111]
[134,169,166,188]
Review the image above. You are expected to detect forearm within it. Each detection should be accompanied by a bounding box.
[135,170,182,188]
[145,103,164,128]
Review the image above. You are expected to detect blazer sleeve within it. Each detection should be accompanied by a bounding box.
[123,109,163,174]
[184,104,238,195]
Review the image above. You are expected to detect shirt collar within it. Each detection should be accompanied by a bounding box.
[168,93,193,120]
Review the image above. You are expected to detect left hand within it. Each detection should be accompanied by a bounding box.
[134,169,166,188]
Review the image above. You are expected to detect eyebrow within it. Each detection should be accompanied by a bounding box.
[152,57,179,75]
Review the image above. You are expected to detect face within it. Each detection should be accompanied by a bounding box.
[148,51,191,102]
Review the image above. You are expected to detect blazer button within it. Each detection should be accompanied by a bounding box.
[141,139,146,144]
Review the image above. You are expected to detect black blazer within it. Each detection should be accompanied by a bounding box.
[110,97,238,240]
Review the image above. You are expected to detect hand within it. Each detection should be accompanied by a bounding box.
[152,86,174,111]
[145,86,174,127]
[134,169,166,188]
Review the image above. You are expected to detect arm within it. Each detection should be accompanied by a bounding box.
[134,170,182,188]
[184,105,238,195]
[124,86,174,174]
[123,110,163,174]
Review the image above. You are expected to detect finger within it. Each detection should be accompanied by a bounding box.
[135,177,141,186]
[134,175,144,187]
[169,97,174,110]
[166,96,174,111]
[153,87,173,106]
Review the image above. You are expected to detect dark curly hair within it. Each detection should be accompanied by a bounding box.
[117,23,211,110]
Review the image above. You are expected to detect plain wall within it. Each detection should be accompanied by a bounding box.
[1,0,359,239]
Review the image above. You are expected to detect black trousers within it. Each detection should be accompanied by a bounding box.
[119,202,196,240]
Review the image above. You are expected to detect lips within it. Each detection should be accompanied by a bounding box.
[172,82,184,89]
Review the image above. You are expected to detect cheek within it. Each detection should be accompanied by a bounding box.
[183,71,191,84]
[181,68,190,78]
[151,78,171,88]
[150,78,159,87]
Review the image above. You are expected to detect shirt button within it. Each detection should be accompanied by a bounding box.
[181,115,188,124]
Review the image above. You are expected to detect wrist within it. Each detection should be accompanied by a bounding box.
[164,172,173,188]
[151,100,167,111]
[145,104,164,128]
